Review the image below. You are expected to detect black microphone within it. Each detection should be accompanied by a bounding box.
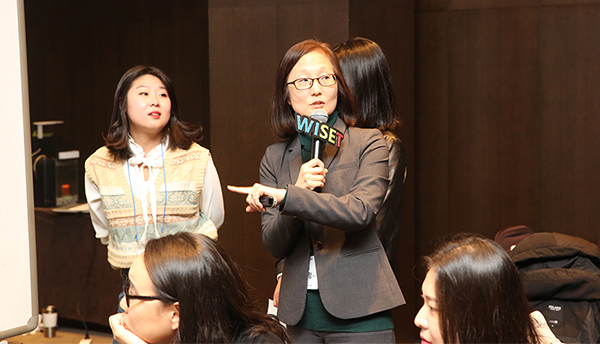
[310,109,329,161]
[310,109,328,193]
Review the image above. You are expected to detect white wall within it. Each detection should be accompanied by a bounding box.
[0,0,39,339]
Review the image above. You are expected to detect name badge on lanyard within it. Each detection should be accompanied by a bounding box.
[307,255,318,290]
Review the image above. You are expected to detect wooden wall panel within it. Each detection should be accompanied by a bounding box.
[208,0,282,307]
[275,0,349,48]
[538,5,600,243]
[415,10,451,256]
[414,2,600,340]
[415,1,600,259]
[446,7,540,237]
[417,0,541,11]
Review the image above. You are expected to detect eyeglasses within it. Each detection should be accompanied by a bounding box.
[123,277,165,308]
[286,74,337,90]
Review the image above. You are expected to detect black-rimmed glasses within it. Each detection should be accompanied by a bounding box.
[123,277,165,308]
[286,74,337,90]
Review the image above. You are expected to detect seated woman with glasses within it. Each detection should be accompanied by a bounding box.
[414,234,562,344]
[109,232,290,344]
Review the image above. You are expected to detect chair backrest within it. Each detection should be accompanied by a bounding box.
[494,225,535,251]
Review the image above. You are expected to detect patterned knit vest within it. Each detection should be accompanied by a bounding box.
[85,143,217,268]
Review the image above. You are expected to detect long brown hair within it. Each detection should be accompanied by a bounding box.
[144,233,290,344]
[424,234,540,344]
[270,39,357,139]
[104,65,202,161]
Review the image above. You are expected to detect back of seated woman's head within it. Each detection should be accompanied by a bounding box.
[142,233,288,344]
[415,234,539,344]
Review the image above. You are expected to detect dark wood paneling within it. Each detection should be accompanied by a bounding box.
[413,2,600,341]
[208,0,282,308]
[415,9,451,257]
[543,0,600,5]
[538,5,600,244]
[275,0,350,48]
[449,0,540,10]
[415,1,600,256]
[416,5,541,246]
[446,8,539,237]
[418,0,541,11]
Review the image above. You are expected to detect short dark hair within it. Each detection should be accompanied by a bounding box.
[270,39,357,139]
[104,65,202,161]
[333,37,400,131]
[144,233,290,344]
[424,234,540,344]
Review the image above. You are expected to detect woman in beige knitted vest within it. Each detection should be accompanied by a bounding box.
[84,65,224,318]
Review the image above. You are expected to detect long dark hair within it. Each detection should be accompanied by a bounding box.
[333,37,400,131]
[270,39,357,139]
[144,233,290,344]
[104,65,202,161]
[424,234,540,344]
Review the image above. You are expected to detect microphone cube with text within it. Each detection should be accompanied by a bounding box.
[296,113,344,148]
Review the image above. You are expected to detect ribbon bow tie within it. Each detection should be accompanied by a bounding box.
[129,156,163,169]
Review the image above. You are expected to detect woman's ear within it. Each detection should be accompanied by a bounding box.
[170,302,180,331]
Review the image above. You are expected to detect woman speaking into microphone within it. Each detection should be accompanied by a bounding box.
[228,39,404,343]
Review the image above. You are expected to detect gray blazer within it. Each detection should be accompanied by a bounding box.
[260,117,405,326]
